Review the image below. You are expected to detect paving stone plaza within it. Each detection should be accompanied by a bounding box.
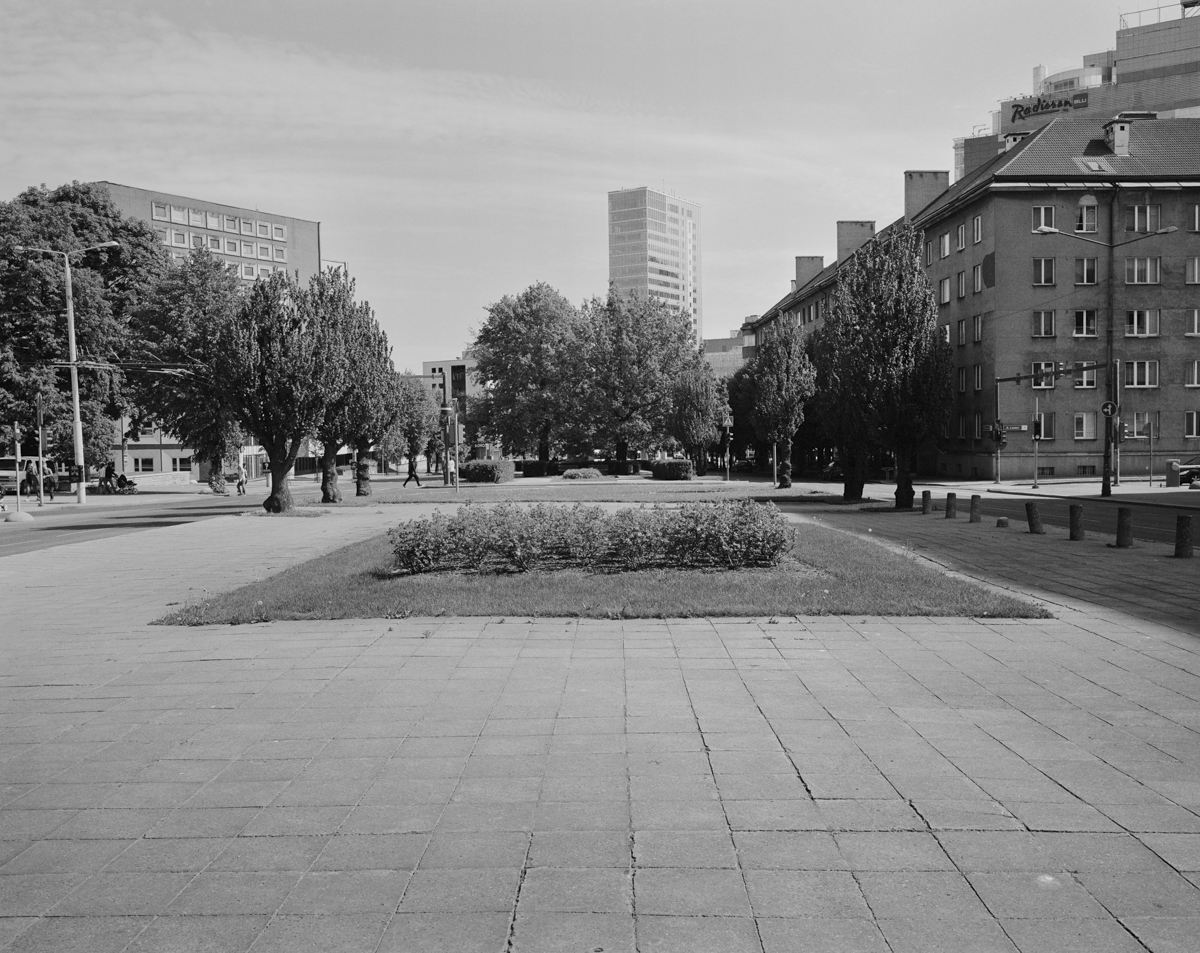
[1,493,1198,952]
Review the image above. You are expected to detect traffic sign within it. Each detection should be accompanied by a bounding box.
[1101,400,1117,418]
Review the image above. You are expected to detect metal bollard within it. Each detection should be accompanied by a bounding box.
[1025,501,1045,535]
[921,490,932,514]
[969,495,981,523]
[1069,504,1085,541]
[1176,515,1194,558]
[1115,507,1133,548]
[945,493,957,518]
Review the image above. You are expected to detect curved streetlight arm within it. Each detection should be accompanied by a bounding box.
[1031,225,1176,247]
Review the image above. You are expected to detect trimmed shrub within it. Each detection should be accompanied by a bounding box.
[461,460,515,484]
[520,461,559,478]
[606,459,641,476]
[651,459,695,481]
[389,499,793,574]
[562,467,604,480]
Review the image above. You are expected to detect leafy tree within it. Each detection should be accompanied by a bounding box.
[379,372,440,473]
[749,320,816,489]
[817,223,952,507]
[573,290,698,463]
[669,361,724,475]
[214,272,343,512]
[129,248,244,480]
[310,270,394,501]
[0,182,166,472]
[472,282,579,461]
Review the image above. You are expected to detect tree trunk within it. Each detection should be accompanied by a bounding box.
[777,436,793,488]
[263,457,294,513]
[893,447,915,510]
[615,440,628,463]
[320,443,342,503]
[695,447,707,477]
[538,423,551,463]
[355,444,372,497]
[841,443,867,501]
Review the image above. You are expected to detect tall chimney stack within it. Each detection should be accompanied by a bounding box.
[904,171,949,221]
[836,222,875,264]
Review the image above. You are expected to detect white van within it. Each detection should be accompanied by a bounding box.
[0,457,18,496]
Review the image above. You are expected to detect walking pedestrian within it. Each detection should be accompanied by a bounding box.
[236,461,248,496]
[41,461,55,501]
[23,461,36,498]
[447,454,457,487]
[403,453,421,487]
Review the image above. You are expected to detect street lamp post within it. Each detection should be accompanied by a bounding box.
[14,242,120,504]
[1032,218,1175,498]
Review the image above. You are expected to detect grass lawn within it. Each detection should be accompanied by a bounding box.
[158,519,1044,624]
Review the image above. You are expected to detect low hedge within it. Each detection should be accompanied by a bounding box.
[562,467,604,480]
[460,460,515,484]
[390,500,793,574]
[520,461,559,478]
[606,460,642,476]
[651,460,694,481]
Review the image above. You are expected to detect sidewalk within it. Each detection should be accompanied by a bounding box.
[1,502,1199,952]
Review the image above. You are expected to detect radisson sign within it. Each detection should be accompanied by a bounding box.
[1011,91,1089,123]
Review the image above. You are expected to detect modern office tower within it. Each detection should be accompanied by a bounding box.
[100,182,322,283]
[608,187,703,339]
[956,1,1200,180]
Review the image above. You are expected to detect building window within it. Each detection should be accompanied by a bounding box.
[925,242,933,266]
[256,222,270,238]
[241,242,255,258]
[1186,360,1200,387]
[1190,310,1200,335]
[939,233,950,258]
[1126,310,1160,337]
[1187,258,1200,284]
[972,264,982,293]
[207,235,221,251]
[973,314,982,342]
[206,212,221,230]
[223,215,238,233]
[257,244,271,260]
[1035,412,1056,440]
[170,205,187,224]
[1033,258,1055,285]
[1125,257,1160,284]
[240,219,254,236]
[973,413,982,439]
[1076,204,1097,233]
[957,367,966,393]
[973,364,982,391]
[133,457,153,472]
[1032,361,1057,389]
[957,224,966,250]
[154,227,167,245]
[1124,360,1159,388]
[958,415,966,439]
[190,234,204,248]
[1073,310,1097,337]
[1033,206,1055,230]
[939,277,951,304]
[242,263,256,279]
[1074,362,1096,388]
[957,271,966,298]
[956,319,965,345]
[941,324,951,344]
[151,202,168,221]
[1133,411,1156,438]
[1032,311,1055,337]
[224,239,238,254]
[188,209,204,228]
[1075,258,1097,284]
[273,247,287,262]
[1074,412,1097,440]
[1125,204,1161,233]
[259,266,272,278]
[272,224,287,241]
[973,215,982,243]
[171,230,187,246]
[1186,411,1200,437]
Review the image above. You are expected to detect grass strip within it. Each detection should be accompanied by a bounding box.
[157,521,1045,624]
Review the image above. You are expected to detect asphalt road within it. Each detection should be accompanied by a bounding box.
[0,493,266,557]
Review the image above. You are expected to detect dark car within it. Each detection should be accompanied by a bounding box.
[1179,456,1200,485]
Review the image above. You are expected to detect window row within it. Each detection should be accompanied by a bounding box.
[955,411,1200,440]
[1030,308,1200,337]
[1028,359,1200,388]
[1027,257,1200,285]
[1029,203,1200,234]
[150,203,288,241]
[157,229,288,262]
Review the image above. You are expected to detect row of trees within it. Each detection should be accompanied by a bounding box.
[1,182,441,512]
[470,283,726,471]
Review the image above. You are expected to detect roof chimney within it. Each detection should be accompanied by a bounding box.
[837,222,875,264]
[904,171,949,221]
[1104,117,1131,156]
[1004,131,1031,152]
[793,256,824,290]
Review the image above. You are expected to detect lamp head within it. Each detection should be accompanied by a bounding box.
[1033,226,1059,235]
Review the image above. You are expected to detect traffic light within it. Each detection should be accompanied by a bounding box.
[992,420,1005,444]
[1032,419,1041,440]
[455,422,466,445]
[1120,420,1131,442]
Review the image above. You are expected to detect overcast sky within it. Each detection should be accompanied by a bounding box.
[1,0,1122,366]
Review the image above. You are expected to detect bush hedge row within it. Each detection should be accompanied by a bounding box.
[651,459,694,481]
[460,460,515,484]
[562,467,604,480]
[389,500,793,574]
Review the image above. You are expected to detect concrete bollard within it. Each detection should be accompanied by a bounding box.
[1069,504,1085,541]
[1025,501,1045,535]
[921,490,932,514]
[996,517,1009,528]
[1175,514,1194,558]
[945,493,957,519]
[969,495,982,523]
[1115,507,1133,548]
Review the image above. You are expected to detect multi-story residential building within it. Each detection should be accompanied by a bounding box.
[702,329,750,377]
[422,352,480,416]
[915,113,1200,481]
[101,181,322,283]
[608,186,703,340]
[956,2,1200,180]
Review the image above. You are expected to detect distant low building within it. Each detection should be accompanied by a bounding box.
[702,328,750,377]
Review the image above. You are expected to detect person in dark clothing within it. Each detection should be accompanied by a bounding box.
[403,453,421,487]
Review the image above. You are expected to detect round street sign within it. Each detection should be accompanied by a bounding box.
[1101,401,1117,418]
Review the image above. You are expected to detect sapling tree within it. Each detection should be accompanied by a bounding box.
[749,319,816,488]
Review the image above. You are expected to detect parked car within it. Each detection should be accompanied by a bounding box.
[1179,456,1200,485]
